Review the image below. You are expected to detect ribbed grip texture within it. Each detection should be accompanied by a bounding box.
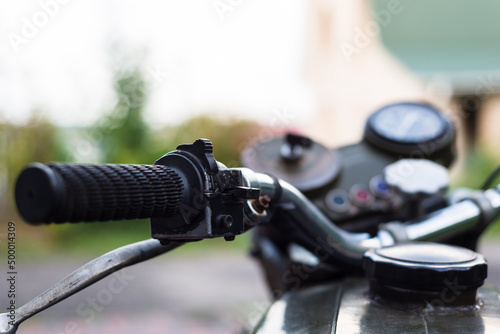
[49,163,183,223]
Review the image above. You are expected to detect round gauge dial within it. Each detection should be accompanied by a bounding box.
[371,105,445,143]
[364,102,455,158]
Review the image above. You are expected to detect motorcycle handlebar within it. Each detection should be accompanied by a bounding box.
[15,163,184,224]
[13,146,500,265]
[240,168,500,265]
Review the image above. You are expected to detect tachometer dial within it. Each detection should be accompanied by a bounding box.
[364,102,455,160]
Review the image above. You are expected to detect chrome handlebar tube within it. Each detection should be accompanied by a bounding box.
[239,168,500,265]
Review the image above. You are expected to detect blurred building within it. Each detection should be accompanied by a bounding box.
[302,0,500,163]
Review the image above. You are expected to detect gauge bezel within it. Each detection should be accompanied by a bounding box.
[363,102,455,156]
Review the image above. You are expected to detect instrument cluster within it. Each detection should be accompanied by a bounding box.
[242,102,455,231]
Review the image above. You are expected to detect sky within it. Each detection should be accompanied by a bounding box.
[0,0,312,128]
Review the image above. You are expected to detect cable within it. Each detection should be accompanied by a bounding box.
[480,165,500,190]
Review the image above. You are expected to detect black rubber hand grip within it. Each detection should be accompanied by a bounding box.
[15,163,184,224]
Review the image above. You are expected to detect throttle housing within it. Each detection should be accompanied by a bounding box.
[152,138,260,242]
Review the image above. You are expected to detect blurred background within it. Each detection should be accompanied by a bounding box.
[1,0,500,333]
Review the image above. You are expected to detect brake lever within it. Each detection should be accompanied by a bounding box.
[0,239,182,334]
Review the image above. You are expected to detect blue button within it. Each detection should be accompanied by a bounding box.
[377,181,388,192]
[325,189,351,213]
[333,196,345,205]
[370,175,392,199]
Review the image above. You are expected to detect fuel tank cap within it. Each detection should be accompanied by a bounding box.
[363,242,487,306]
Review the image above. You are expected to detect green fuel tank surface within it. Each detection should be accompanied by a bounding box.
[253,279,500,333]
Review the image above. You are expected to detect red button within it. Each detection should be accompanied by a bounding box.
[350,185,372,206]
[356,190,368,200]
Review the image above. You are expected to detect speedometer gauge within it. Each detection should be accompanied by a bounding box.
[364,102,455,164]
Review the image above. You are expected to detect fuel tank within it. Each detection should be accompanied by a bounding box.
[253,279,500,333]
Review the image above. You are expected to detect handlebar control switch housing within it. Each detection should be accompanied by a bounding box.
[152,139,260,242]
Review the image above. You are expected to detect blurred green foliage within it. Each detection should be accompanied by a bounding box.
[97,67,151,164]
[153,115,261,167]
[1,64,261,258]
[0,114,66,215]
[453,151,499,189]
[453,150,500,237]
